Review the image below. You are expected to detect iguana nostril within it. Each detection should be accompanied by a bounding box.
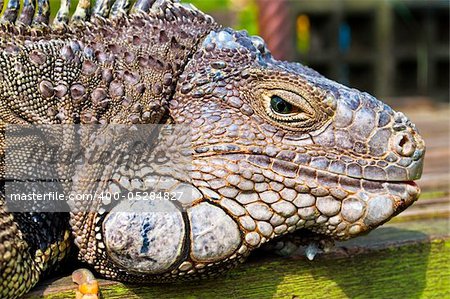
[394,132,416,157]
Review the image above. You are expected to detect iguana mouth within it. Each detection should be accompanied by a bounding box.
[188,147,422,242]
[193,148,422,189]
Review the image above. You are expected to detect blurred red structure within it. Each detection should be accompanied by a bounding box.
[257,0,294,61]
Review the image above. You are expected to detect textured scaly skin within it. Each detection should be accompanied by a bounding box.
[0,1,425,298]
[0,1,216,297]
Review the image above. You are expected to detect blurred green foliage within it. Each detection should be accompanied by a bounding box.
[184,0,258,35]
[235,0,258,35]
[184,0,230,12]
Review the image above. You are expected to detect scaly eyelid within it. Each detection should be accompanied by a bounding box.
[262,89,315,117]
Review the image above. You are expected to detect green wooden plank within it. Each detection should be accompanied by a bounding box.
[27,238,450,299]
[26,218,450,299]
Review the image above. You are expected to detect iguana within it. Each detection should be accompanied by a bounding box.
[0,0,425,298]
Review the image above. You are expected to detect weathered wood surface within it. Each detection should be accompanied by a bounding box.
[25,105,450,299]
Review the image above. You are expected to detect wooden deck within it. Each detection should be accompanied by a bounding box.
[25,105,450,299]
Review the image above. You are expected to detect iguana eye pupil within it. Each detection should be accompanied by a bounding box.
[270,95,292,114]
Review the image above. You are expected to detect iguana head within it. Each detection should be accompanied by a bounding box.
[171,28,425,242]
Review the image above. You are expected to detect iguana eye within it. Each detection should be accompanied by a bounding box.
[254,83,330,131]
[263,90,308,122]
[270,96,292,114]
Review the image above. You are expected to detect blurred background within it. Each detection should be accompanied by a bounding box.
[190,0,449,106]
[3,0,449,105]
